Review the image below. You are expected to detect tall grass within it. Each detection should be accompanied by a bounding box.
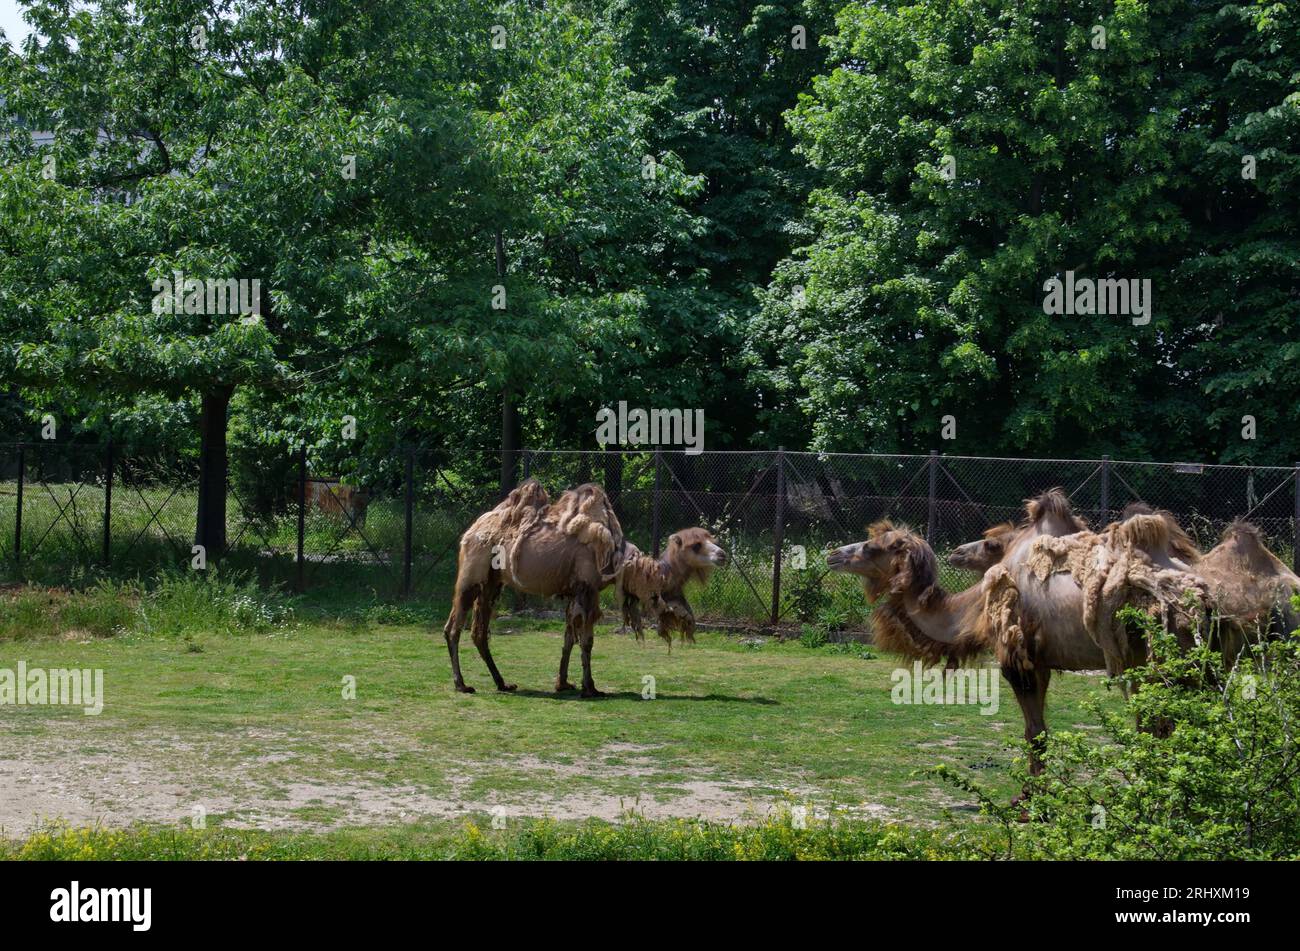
[2,815,985,861]
[0,570,292,641]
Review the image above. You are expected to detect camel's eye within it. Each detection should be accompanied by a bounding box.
[692,542,702,552]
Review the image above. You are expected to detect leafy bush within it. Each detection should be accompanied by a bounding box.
[0,571,294,640]
[940,607,1300,859]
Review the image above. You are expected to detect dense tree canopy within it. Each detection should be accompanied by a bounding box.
[2,0,1297,487]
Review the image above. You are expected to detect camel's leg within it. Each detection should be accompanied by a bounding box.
[443,581,479,693]
[470,574,515,692]
[575,586,604,698]
[1003,665,1050,819]
[555,615,579,693]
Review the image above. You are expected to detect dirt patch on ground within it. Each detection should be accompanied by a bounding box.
[0,724,877,834]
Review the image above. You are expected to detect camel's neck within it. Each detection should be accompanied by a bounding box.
[899,584,981,645]
[656,554,688,593]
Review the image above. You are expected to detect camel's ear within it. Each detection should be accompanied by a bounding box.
[671,534,682,548]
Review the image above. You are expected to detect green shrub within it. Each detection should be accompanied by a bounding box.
[940,607,1300,860]
[798,623,828,649]
[0,579,137,640]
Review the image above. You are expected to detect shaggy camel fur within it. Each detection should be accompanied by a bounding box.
[829,516,1210,780]
[1109,506,1300,659]
[442,479,625,697]
[947,488,1090,574]
[614,529,728,645]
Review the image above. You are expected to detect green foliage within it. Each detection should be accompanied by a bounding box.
[0,570,292,640]
[941,609,1300,859]
[3,813,985,860]
[749,0,1300,462]
[798,623,828,648]
[0,579,136,640]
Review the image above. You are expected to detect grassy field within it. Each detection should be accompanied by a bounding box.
[0,577,1128,858]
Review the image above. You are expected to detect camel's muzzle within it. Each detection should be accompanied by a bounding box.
[711,547,728,567]
[826,544,858,571]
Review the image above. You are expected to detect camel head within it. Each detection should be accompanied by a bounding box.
[666,527,727,582]
[827,521,938,604]
[948,521,1016,572]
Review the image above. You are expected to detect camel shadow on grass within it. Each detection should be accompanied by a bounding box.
[508,688,779,705]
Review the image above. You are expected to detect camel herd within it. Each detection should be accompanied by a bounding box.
[826,491,1300,791]
[443,480,1300,798]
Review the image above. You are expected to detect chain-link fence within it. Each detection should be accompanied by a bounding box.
[2,443,1296,632]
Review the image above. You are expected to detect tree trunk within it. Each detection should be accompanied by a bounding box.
[500,389,521,498]
[495,229,523,499]
[196,386,233,557]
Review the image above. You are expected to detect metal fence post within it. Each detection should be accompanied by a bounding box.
[403,447,415,597]
[14,445,24,567]
[102,439,114,565]
[926,450,938,542]
[771,447,786,627]
[296,447,307,592]
[1293,461,1299,575]
[1099,454,1111,524]
[652,447,662,557]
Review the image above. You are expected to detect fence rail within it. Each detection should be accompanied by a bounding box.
[2,441,1296,631]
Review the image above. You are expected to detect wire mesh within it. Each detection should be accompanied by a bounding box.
[2,443,1295,633]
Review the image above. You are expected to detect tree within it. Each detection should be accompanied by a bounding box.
[0,0,700,550]
[750,0,1300,462]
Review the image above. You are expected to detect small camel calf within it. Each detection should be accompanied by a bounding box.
[614,529,728,645]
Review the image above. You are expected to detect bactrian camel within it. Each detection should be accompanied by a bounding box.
[828,512,1210,783]
[614,529,728,645]
[443,480,730,696]
[443,479,626,697]
[947,488,1090,574]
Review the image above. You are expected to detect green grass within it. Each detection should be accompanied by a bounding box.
[0,576,1129,858]
[2,814,995,860]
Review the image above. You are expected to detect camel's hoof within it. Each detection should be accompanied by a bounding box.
[455,684,476,694]
[555,681,579,693]
[580,687,606,699]
[497,683,517,693]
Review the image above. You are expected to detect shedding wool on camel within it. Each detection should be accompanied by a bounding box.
[983,516,1213,678]
[468,480,625,587]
